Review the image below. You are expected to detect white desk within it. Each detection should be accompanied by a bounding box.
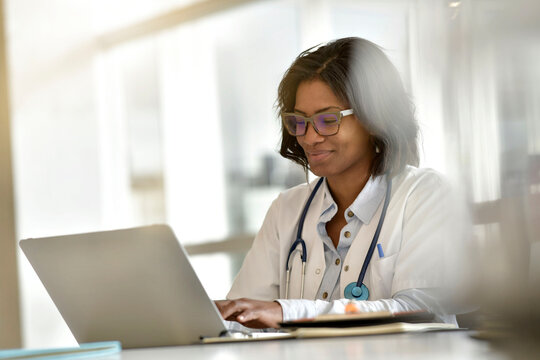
[117,331,508,360]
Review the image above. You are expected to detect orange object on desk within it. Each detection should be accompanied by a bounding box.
[345,302,359,314]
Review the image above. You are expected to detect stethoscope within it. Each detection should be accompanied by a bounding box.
[285,176,392,300]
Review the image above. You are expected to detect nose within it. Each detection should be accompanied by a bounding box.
[300,122,325,145]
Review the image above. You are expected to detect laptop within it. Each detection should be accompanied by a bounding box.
[19,224,231,348]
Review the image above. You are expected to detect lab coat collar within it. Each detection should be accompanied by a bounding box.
[319,180,337,223]
[350,174,387,225]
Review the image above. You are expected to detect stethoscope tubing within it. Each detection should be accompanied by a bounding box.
[354,177,392,288]
[285,176,391,300]
[285,177,324,298]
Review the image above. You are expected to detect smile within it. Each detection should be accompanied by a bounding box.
[307,150,333,162]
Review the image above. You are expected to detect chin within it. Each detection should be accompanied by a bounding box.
[308,166,330,178]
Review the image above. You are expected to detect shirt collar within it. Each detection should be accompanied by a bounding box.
[318,174,387,225]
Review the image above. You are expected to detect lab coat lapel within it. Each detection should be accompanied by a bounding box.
[287,249,303,298]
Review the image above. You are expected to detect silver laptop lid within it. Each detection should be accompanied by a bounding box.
[19,224,227,348]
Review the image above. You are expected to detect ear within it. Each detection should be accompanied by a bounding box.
[369,136,380,153]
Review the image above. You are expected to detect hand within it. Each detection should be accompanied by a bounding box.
[215,298,283,329]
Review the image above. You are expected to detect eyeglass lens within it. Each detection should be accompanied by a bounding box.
[284,113,340,136]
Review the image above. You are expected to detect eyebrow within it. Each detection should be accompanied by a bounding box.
[292,106,341,115]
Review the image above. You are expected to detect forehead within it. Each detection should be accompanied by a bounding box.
[294,79,346,114]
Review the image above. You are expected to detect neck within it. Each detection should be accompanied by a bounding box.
[326,167,372,210]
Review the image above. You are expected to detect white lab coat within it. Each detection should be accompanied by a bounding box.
[228,166,463,310]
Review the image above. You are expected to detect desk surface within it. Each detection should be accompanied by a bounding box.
[116,331,507,360]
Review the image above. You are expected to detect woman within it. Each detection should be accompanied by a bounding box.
[216,37,461,329]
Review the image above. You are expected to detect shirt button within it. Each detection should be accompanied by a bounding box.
[315,268,321,275]
[344,265,349,271]
[347,211,354,217]
[322,292,328,299]
[344,231,351,238]
[335,258,341,266]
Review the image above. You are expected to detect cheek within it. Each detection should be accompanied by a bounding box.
[295,137,306,150]
[342,122,371,151]
[340,133,371,158]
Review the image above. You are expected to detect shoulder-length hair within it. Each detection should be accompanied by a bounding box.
[277,37,419,177]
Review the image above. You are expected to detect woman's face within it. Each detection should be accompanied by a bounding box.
[294,79,374,182]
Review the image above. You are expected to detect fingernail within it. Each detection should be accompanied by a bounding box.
[238,315,244,321]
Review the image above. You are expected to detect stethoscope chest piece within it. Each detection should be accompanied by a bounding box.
[344,282,369,300]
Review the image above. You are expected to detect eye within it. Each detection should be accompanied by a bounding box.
[321,115,338,124]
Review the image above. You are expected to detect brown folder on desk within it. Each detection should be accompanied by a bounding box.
[289,322,457,338]
[201,311,457,344]
[280,310,435,329]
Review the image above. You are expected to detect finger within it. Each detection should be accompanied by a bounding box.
[235,308,258,323]
[242,319,269,329]
[235,308,275,329]
[214,300,230,312]
[215,300,234,318]
[218,300,246,320]
[238,314,275,329]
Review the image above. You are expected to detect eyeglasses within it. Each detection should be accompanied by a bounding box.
[281,109,354,136]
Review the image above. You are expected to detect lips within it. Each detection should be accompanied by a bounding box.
[306,150,333,163]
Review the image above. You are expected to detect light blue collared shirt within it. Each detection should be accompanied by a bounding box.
[315,175,387,300]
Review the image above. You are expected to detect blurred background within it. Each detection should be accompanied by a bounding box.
[0,0,538,353]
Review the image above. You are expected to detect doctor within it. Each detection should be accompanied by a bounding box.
[216,37,462,329]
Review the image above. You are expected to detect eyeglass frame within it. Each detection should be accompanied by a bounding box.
[281,109,354,136]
